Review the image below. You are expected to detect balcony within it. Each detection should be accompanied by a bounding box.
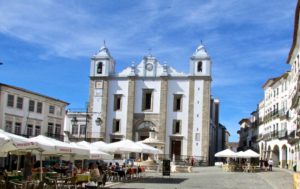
[278,129,288,139]
[278,109,288,120]
[287,130,299,145]
[67,132,105,142]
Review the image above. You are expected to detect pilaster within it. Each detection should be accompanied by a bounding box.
[126,77,136,140]
[187,79,195,156]
[159,77,168,147]
[201,80,211,164]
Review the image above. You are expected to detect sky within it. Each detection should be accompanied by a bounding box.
[0,0,297,142]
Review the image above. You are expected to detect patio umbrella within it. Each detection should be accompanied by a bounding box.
[91,141,112,153]
[242,149,260,158]
[107,139,143,153]
[215,149,236,158]
[136,141,160,154]
[73,141,113,160]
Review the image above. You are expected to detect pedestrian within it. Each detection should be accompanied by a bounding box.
[293,161,297,172]
[264,159,268,171]
[23,152,33,181]
[268,159,273,171]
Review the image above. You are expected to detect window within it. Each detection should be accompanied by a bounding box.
[15,122,21,135]
[27,125,33,136]
[16,97,23,109]
[49,105,55,114]
[113,119,120,132]
[142,89,153,111]
[173,120,181,134]
[37,102,43,113]
[48,123,54,134]
[72,125,78,135]
[197,61,202,72]
[55,124,61,135]
[5,121,13,133]
[29,100,35,112]
[80,125,86,135]
[173,94,183,111]
[114,95,122,111]
[35,126,41,136]
[97,62,103,74]
[7,94,14,107]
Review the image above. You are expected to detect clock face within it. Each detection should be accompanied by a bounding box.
[146,63,153,71]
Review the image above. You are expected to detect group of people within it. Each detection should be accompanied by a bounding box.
[259,158,274,171]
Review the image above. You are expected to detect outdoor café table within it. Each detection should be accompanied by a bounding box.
[76,173,90,185]
[45,171,58,178]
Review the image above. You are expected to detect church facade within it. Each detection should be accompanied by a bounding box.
[88,44,212,162]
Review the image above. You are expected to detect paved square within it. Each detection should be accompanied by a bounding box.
[109,167,293,189]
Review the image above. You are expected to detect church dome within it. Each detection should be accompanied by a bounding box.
[192,44,210,59]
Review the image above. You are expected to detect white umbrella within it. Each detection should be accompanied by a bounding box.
[107,139,143,153]
[136,141,160,154]
[92,141,112,153]
[73,141,113,160]
[215,149,236,158]
[0,129,36,153]
[243,149,260,158]
[236,151,245,158]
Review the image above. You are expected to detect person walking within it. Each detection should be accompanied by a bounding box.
[268,159,273,171]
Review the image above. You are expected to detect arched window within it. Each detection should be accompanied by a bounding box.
[97,62,103,74]
[197,61,202,72]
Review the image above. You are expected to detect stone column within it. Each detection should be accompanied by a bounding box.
[159,77,168,148]
[187,79,195,156]
[126,77,136,140]
[201,80,211,165]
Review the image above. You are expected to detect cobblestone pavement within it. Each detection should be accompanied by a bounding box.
[108,166,293,189]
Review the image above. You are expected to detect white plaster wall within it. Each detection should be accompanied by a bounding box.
[106,80,129,138]
[134,80,161,114]
[165,79,190,155]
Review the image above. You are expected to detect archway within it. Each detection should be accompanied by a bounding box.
[272,145,280,167]
[135,121,156,141]
[282,145,288,168]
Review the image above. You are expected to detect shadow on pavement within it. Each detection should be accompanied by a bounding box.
[134,177,188,184]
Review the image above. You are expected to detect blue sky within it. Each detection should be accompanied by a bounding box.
[0,0,296,141]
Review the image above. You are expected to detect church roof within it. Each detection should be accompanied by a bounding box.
[93,42,112,58]
[192,44,210,59]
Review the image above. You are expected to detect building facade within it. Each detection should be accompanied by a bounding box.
[0,83,68,141]
[87,44,212,163]
[238,0,300,171]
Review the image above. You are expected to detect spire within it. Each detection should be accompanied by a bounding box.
[94,40,112,58]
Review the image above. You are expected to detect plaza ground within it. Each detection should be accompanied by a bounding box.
[108,166,293,189]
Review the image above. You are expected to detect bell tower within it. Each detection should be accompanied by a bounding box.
[90,42,115,77]
[190,44,212,76]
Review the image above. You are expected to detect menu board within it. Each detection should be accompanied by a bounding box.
[162,159,171,176]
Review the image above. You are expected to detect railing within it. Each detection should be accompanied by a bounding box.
[68,132,105,142]
[278,129,288,139]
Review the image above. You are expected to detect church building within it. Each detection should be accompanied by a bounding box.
[88,43,212,163]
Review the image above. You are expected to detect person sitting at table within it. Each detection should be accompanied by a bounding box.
[90,163,102,184]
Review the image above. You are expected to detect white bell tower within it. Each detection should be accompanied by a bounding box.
[90,42,115,77]
[190,44,212,76]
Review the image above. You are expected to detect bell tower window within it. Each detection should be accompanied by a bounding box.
[97,62,103,74]
[197,61,202,72]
